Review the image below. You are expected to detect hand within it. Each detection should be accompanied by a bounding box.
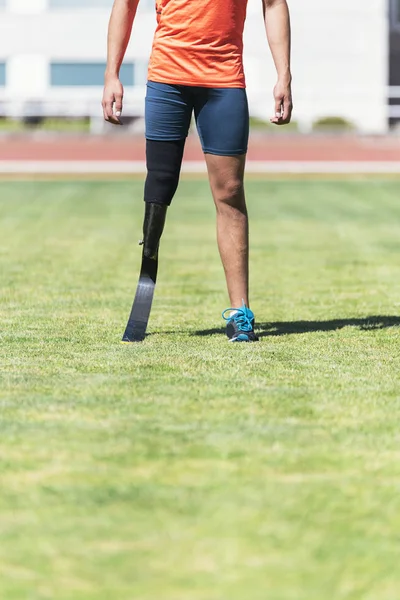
[102,75,124,125]
[270,79,293,125]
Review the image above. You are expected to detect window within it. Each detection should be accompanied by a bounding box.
[49,0,112,7]
[50,62,135,87]
[0,63,6,87]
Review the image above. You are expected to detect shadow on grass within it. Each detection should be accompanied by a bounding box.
[193,316,400,338]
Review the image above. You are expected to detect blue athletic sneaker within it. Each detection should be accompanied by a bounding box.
[222,302,258,342]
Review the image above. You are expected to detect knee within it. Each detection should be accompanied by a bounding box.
[214,178,244,207]
[145,168,179,206]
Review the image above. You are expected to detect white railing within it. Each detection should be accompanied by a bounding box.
[0,95,146,120]
[1,90,398,133]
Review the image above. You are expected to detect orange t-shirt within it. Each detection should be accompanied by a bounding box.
[147,0,248,88]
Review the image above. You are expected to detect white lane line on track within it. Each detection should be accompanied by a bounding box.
[0,161,399,174]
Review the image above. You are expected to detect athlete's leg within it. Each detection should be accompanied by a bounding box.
[121,83,192,342]
[205,153,248,308]
[195,88,250,309]
[142,139,185,258]
[142,82,192,250]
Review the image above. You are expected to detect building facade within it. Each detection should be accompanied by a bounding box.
[0,0,389,133]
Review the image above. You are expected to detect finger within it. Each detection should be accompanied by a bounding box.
[270,99,283,123]
[275,96,283,117]
[111,107,122,125]
[281,97,292,123]
[102,101,112,123]
[114,93,123,117]
[103,96,115,121]
[103,98,122,125]
[270,113,283,125]
[111,96,123,124]
[112,109,122,125]
[106,113,122,125]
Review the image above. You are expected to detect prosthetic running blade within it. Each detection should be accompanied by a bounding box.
[121,253,158,342]
[121,203,166,343]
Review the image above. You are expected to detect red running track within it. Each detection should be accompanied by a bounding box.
[0,134,400,162]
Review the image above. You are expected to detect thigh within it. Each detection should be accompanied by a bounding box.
[145,81,193,141]
[194,88,249,156]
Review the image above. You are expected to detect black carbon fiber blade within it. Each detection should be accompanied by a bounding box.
[121,254,158,342]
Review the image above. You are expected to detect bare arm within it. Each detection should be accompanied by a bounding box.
[262,0,293,125]
[102,0,139,125]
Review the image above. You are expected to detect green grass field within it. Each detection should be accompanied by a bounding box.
[1,178,400,599]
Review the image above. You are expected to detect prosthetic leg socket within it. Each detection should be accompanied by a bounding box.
[140,202,168,260]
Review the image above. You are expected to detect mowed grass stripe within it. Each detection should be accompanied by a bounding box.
[1,180,400,599]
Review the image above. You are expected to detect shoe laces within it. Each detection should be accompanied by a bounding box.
[222,305,253,332]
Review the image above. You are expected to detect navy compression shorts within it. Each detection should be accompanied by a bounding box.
[145,81,249,156]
